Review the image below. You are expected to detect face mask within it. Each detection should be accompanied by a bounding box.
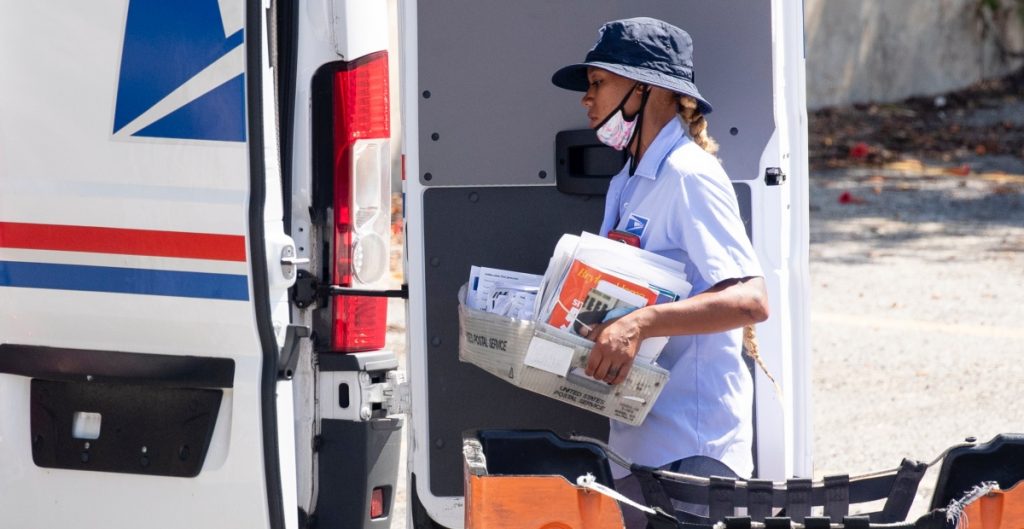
[595,84,641,151]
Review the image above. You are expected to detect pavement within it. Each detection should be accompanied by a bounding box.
[809,161,1024,517]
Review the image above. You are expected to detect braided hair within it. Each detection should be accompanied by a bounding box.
[677,95,719,155]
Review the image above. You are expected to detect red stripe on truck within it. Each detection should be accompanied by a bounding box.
[0,222,246,262]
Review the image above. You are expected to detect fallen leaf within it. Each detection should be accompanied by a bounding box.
[838,191,868,204]
[849,142,871,159]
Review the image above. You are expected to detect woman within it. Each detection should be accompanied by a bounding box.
[551,17,770,528]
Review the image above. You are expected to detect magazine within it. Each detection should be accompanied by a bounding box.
[535,233,693,366]
[545,259,658,336]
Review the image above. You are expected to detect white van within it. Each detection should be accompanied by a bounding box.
[0,1,810,528]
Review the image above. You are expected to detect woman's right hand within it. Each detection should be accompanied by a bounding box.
[581,313,645,385]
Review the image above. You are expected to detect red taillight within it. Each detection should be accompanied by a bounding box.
[332,295,387,352]
[330,51,391,353]
[370,487,386,519]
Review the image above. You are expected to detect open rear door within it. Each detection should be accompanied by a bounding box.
[0,1,297,527]
[401,1,811,527]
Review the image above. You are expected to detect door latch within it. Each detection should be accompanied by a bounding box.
[362,370,410,418]
[764,167,787,186]
[280,245,310,282]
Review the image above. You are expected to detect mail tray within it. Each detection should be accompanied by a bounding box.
[457,300,668,426]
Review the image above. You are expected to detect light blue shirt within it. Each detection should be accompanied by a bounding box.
[600,117,763,479]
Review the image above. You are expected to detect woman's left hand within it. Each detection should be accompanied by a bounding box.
[581,315,644,385]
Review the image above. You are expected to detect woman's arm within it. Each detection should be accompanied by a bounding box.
[582,276,769,385]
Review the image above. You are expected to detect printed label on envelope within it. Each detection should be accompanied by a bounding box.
[523,337,574,376]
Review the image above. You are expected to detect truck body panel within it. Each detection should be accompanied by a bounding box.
[0,1,293,527]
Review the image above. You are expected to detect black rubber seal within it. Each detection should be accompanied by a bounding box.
[276,0,298,234]
[246,2,286,527]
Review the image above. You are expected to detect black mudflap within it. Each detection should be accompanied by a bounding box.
[314,417,403,528]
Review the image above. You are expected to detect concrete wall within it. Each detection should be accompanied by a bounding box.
[805,0,1024,109]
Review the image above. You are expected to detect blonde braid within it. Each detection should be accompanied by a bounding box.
[678,96,719,155]
[743,324,781,397]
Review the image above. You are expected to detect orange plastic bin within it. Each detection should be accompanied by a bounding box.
[463,430,625,529]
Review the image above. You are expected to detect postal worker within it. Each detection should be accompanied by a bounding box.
[551,17,771,528]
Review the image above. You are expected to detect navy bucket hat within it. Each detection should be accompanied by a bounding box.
[552,17,712,115]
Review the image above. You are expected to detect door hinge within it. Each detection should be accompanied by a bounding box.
[291,270,319,308]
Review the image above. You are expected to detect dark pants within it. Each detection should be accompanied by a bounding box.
[614,455,739,529]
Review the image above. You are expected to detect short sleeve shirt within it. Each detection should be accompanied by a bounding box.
[599,117,763,479]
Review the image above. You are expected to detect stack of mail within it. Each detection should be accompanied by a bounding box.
[466,266,543,320]
[457,232,691,425]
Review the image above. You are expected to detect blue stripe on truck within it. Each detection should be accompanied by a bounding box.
[0,261,249,301]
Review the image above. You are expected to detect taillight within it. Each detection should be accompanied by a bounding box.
[370,486,386,519]
[330,51,391,352]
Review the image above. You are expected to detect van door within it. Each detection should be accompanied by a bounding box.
[401,1,811,527]
[0,2,296,528]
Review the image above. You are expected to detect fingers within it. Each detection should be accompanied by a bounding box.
[585,349,631,385]
[597,361,630,385]
[609,363,631,385]
[585,349,609,378]
[579,321,605,340]
[604,365,620,384]
[581,321,632,385]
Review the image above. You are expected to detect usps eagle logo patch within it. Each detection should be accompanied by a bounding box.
[624,214,649,238]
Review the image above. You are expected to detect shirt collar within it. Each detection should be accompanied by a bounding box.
[631,117,686,180]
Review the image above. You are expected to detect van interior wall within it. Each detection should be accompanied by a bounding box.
[411,0,778,499]
[805,0,1024,109]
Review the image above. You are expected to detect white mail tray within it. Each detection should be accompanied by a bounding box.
[457,299,668,426]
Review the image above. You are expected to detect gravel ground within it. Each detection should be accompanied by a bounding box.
[808,68,1024,517]
[809,163,1024,517]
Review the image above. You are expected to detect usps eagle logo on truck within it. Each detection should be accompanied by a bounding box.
[113,0,246,142]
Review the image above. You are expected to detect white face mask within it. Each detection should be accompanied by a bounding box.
[595,84,641,151]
